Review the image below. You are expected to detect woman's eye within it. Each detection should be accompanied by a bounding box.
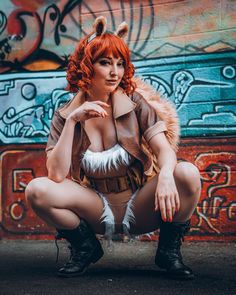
[118,62,124,67]
[99,60,110,65]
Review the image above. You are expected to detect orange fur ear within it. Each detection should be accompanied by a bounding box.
[93,16,107,36]
[114,22,128,38]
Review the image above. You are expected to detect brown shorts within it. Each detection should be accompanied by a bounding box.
[96,188,139,238]
[81,147,143,239]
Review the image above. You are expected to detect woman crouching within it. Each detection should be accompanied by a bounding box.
[25,16,201,280]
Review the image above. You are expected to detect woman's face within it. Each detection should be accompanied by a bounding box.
[91,55,125,94]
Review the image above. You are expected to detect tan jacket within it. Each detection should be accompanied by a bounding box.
[46,79,179,185]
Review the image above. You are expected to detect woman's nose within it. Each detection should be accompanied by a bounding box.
[110,65,118,76]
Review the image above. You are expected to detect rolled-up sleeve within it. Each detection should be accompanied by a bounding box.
[45,111,65,155]
[132,91,167,142]
[143,121,167,142]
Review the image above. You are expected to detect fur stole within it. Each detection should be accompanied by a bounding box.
[134,76,180,152]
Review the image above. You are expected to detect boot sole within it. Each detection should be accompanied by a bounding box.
[57,266,88,278]
[57,245,104,278]
[167,272,195,280]
[156,263,195,280]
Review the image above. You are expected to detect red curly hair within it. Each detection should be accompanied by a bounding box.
[66,33,136,95]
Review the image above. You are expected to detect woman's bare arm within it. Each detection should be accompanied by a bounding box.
[148,132,180,222]
[46,101,110,182]
[46,118,76,182]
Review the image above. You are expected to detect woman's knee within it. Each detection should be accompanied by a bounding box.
[174,162,201,197]
[25,177,50,208]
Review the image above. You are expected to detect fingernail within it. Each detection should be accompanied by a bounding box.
[163,217,166,222]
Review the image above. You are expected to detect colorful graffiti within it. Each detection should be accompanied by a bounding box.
[195,151,236,234]
[0,0,235,240]
[1,53,235,144]
[1,1,236,72]
[1,139,235,240]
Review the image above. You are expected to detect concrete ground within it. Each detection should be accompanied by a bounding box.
[0,240,235,295]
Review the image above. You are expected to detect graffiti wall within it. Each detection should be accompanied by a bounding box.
[0,0,235,240]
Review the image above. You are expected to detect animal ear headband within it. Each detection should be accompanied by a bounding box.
[87,16,128,43]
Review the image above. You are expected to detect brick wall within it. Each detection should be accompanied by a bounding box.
[0,0,235,240]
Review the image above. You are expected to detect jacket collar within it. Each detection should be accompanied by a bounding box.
[59,87,136,120]
[112,87,136,119]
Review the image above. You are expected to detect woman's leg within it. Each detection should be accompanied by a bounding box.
[130,161,201,280]
[130,161,201,234]
[172,162,201,222]
[25,177,105,277]
[25,177,105,233]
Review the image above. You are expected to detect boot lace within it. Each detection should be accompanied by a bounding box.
[62,245,88,268]
[159,222,190,260]
[55,232,64,263]
[55,233,82,264]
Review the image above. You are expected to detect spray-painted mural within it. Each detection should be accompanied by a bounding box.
[0,0,235,240]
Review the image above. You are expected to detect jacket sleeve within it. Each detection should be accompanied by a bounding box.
[132,91,167,143]
[45,111,65,155]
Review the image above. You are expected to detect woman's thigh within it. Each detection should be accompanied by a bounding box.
[130,175,161,235]
[130,161,201,235]
[26,177,105,233]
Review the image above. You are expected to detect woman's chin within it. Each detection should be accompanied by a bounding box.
[105,85,118,92]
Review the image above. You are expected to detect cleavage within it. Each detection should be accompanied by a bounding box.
[84,116,117,152]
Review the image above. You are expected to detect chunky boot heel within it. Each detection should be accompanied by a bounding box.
[155,219,194,280]
[91,247,104,264]
[56,219,104,278]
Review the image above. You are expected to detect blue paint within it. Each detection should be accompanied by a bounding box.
[0,51,235,144]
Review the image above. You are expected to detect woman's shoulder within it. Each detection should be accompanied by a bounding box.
[130,90,144,103]
[55,91,85,119]
[49,108,65,131]
[130,76,162,104]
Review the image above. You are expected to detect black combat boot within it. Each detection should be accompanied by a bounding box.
[155,219,194,280]
[56,219,104,277]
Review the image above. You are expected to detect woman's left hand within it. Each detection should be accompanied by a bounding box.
[154,171,180,222]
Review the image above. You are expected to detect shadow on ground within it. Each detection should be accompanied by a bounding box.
[0,240,235,295]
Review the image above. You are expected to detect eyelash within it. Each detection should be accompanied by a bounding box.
[99,60,124,67]
[99,60,109,65]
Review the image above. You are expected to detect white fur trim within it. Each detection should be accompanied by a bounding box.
[96,189,138,242]
[122,190,138,234]
[81,143,132,174]
[98,193,115,239]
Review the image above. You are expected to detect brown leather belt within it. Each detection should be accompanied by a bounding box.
[88,175,131,193]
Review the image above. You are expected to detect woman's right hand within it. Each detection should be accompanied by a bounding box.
[67,101,110,123]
